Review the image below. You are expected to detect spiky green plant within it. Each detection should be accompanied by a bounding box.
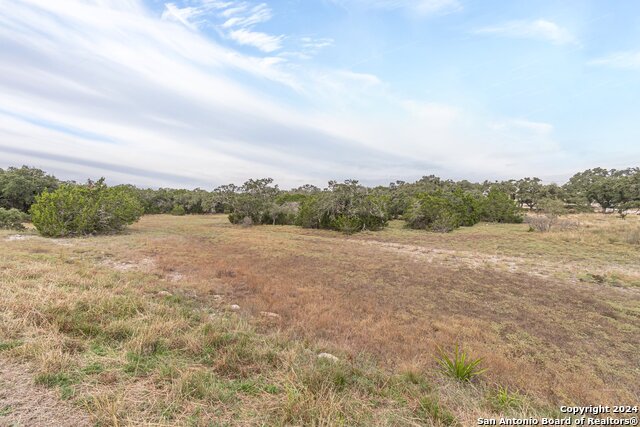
[436,345,486,382]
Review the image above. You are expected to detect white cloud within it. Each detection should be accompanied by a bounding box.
[221,3,271,28]
[332,0,462,15]
[588,51,640,69]
[0,0,586,187]
[228,29,283,52]
[162,1,284,53]
[475,19,577,46]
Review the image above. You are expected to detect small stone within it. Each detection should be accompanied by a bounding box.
[317,353,339,362]
[157,291,172,297]
[229,304,241,311]
[260,311,281,319]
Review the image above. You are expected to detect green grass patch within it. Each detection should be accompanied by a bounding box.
[416,396,458,426]
[0,340,23,351]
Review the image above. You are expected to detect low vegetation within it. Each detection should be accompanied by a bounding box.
[0,207,26,230]
[437,345,486,382]
[1,212,639,425]
[30,179,143,237]
[1,164,639,424]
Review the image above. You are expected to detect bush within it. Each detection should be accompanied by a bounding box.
[525,215,554,232]
[170,205,186,216]
[0,207,26,230]
[296,182,388,233]
[405,193,465,232]
[537,198,566,217]
[228,179,279,225]
[480,189,523,223]
[30,179,143,237]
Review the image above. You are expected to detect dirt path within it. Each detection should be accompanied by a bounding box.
[0,359,91,427]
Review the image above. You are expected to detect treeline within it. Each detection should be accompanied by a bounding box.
[1,165,639,236]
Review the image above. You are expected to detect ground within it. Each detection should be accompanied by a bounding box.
[0,214,638,426]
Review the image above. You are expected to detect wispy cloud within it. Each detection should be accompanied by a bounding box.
[162,1,285,53]
[0,0,587,187]
[228,29,283,52]
[331,0,462,16]
[221,3,271,28]
[474,19,578,46]
[588,51,640,69]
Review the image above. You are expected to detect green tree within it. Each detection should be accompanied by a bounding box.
[515,177,543,210]
[480,189,523,223]
[228,178,280,224]
[0,166,59,212]
[405,192,460,232]
[296,180,387,233]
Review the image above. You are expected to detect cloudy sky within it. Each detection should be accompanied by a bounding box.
[1,0,639,188]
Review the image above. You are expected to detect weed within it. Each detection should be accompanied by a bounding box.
[123,351,160,376]
[175,370,236,403]
[437,345,486,382]
[0,340,23,351]
[35,371,73,388]
[416,396,457,426]
[489,386,522,411]
[82,362,104,375]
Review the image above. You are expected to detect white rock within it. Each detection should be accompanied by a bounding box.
[260,311,281,319]
[229,304,241,311]
[317,353,339,362]
[157,291,172,297]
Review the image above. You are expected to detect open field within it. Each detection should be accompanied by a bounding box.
[1,214,639,425]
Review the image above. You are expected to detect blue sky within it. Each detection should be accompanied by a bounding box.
[0,0,639,188]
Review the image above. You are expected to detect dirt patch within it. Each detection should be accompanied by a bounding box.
[355,238,640,286]
[101,257,155,272]
[4,235,33,242]
[0,358,91,427]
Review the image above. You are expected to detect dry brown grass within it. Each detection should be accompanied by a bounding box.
[1,213,639,425]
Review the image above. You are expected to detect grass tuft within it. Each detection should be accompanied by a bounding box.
[436,345,486,382]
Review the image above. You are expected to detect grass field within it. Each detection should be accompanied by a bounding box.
[1,214,639,425]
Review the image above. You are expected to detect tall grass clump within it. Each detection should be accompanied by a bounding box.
[437,345,486,382]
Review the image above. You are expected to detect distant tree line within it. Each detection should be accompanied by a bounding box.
[1,165,639,235]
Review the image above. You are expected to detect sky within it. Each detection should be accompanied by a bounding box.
[0,0,639,189]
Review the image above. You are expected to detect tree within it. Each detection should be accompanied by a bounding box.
[480,189,523,223]
[296,180,388,233]
[0,166,59,212]
[228,178,280,224]
[404,192,460,232]
[515,177,543,210]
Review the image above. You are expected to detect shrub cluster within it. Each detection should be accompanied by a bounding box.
[405,189,522,232]
[30,179,143,237]
[296,181,387,233]
[0,207,27,230]
[480,189,524,224]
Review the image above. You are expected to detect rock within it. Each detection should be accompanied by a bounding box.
[6,235,31,241]
[157,290,172,297]
[317,353,339,362]
[229,304,241,311]
[260,311,281,319]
